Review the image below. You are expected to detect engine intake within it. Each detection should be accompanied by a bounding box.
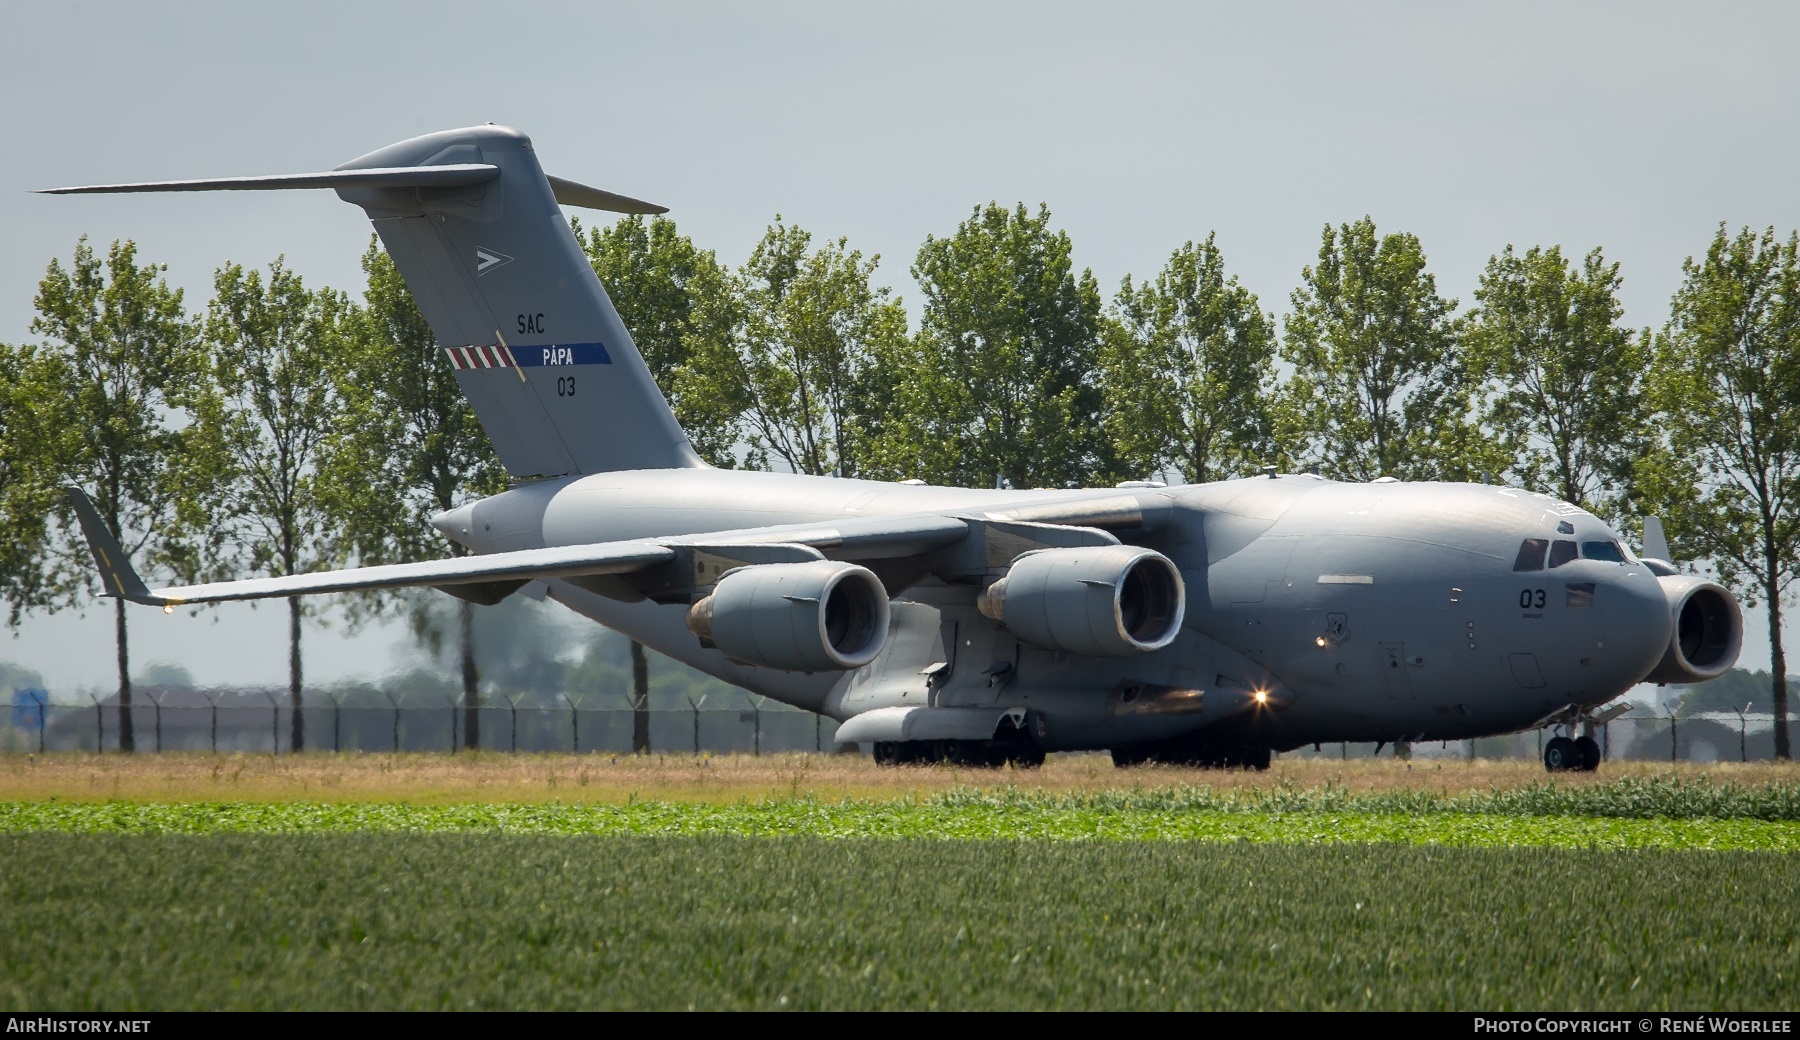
[977,545,1184,657]
[1642,574,1743,684]
[686,560,889,672]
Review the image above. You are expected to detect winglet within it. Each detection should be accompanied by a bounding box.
[1642,516,1673,563]
[63,487,160,604]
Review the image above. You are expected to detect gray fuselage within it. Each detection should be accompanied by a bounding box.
[438,469,1672,753]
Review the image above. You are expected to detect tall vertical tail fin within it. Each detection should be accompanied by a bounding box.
[335,125,700,478]
[44,124,702,479]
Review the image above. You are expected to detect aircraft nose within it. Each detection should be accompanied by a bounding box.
[1604,566,1674,682]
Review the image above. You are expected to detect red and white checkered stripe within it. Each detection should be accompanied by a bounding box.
[444,344,518,370]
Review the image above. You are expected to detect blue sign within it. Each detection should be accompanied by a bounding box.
[10,688,47,731]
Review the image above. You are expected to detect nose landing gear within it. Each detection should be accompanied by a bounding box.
[1543,734,1601,772]
[1537,704,1625,772]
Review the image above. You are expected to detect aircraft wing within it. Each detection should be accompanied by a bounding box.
[64,486,971,607]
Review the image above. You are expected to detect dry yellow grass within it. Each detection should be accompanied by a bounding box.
[0,751,1793,804]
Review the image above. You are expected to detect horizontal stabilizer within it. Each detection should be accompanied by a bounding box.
[38,164,500,195]
[547,175,667,214]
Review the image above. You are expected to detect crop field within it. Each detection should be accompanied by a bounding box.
[1,835,1797,1010]
[1,754,1796,1010]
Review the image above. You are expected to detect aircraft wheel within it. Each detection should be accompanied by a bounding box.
[873,741,902,766]
[1007,746,1046,769]
[1242,747,1272,772]
[1543,736,1578,772]
[1110,748,1149,768]
[1574,735,1601,772]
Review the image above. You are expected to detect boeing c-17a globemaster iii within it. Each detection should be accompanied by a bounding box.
[45,124,1745,773]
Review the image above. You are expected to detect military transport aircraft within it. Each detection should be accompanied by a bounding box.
[45,124,1743,773]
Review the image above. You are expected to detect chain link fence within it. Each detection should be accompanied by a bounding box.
[1,688,845,755]
[1288,711,1798,764]
[1,688,1793,761]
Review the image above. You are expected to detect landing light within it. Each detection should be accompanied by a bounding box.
[1314,636,1327,647]
[1253,690,1270,705]
[162,605,173,615]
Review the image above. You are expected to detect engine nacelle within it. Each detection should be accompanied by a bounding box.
[686,560,889,672]
[1642,574,1743,684]
[977,545,1184,657]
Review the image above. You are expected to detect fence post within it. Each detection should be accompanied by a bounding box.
[204,691,219,754]
[752,697,762,756]
[688,694,703,754]
[447,692,458,755]
[145,690,163,753]
[1738,703,1751,763]
[260,689,280,754]
[327,693,341,754]
[89,692,103,752]
[507,693,520,754]
[1670,711,1678,764]
[563,693,579,754]
[382,690,401,754]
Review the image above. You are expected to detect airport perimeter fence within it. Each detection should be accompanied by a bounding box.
[0,688,1794,761]
[1,689,846,756]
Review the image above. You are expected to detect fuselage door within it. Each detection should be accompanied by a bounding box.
[1508,652,1547,689]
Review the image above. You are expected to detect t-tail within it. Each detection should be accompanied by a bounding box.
[42,124,702,478]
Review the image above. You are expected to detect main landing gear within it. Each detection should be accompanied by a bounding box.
[872,738,1046,769]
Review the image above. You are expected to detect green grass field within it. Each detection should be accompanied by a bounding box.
[1,834,1795,1010]
[2,797,1798,849]
[4,771,1797,1009]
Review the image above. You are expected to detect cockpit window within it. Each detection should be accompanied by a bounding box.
[1548,539,1579,568]
[1580,540,1626,563]
[1513,538,1549,572]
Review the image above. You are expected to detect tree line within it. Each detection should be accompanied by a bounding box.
[0,207,1796,758]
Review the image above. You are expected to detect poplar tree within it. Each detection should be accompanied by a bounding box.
[575,215,740,468]
[1467,245,1649,516]
[200,258,353,752]
[680,218,904,478]
[1283,217,1497,482]
[26,238,210,750]
[1100,235,1279,484]
[0,342,67,626]
[868,203,1106,489]
[1644,225,1800,759]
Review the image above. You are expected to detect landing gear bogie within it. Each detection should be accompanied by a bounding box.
[1111,744,1272,771]
[872,738,1044,769]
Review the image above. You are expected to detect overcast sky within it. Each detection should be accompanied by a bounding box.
[4,1,1798,691]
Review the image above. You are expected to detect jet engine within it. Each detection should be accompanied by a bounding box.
[1641,574,1743,684]
[977,545,1184,657]
[686,560,889,672]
